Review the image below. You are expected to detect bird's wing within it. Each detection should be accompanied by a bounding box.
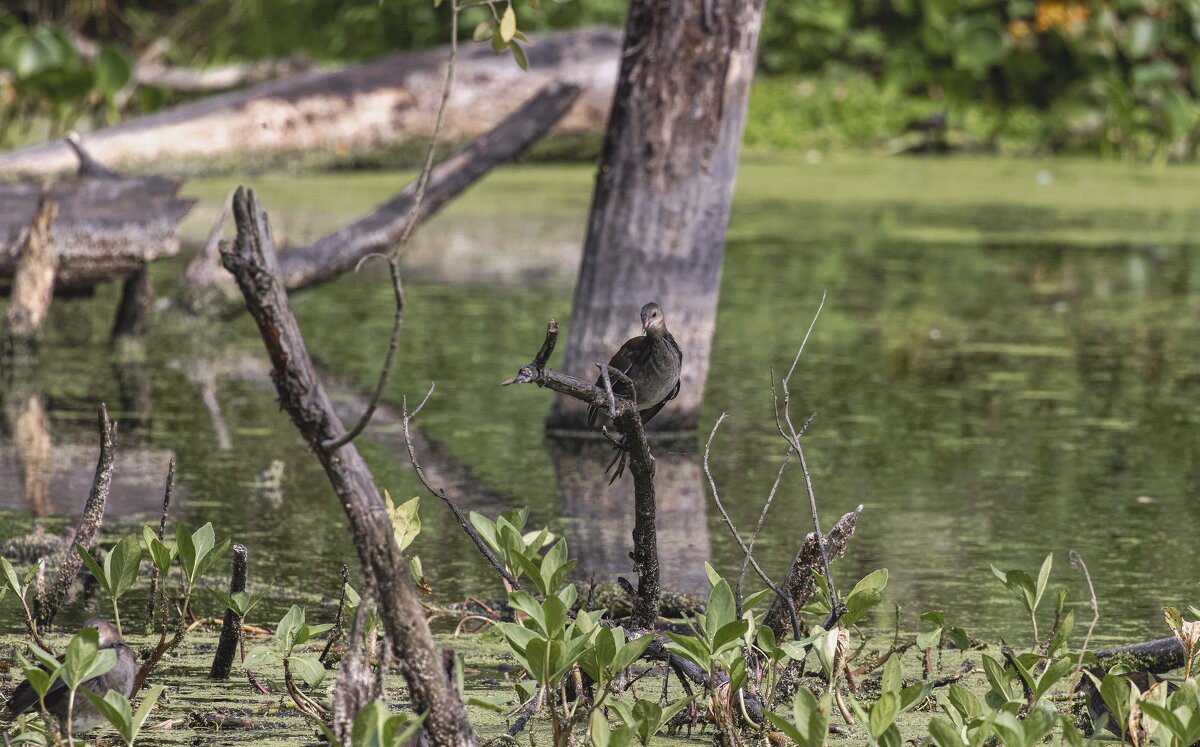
[7,669,68,717]
[587,337,644,427]
[638,377,680,426]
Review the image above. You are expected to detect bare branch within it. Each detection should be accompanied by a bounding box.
[702,414,800,639]
[401,385,525,594]
[504,321,660,627]
[1067,550,1100,699]
[323,257,405,450]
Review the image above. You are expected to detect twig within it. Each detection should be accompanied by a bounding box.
[147,457,175,625]
[735,447,790,610]
[771,293,840,615]
[322,258,404,450]
[598,364,618,419]
[1067,550,1099,699]
[703,413,800,640]
[402,384,525,593]
[319,0,461,451]
[320,564,351,664]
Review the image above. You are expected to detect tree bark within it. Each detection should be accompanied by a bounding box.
[548,0,766,433]
[220,187,475,747]
[5,196,57,343]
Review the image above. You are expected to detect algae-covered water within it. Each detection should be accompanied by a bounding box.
[3,154,1199,649]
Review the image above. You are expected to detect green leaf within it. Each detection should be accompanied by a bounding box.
[1126,17,1162,60]
[290,654,326,688]
[83,689,133,744]
[869,690,899,738]
[706,579,737,638]
[472,19,496,43]
[95,44,133,96]
[108,534,143,598]
[927,716,965,747]
[613,634,653,673]
[1034,554,1052,611]
[711,619,750,655]
[77,543,113,596]
[384,492,422,551]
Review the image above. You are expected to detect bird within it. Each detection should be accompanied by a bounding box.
[587,302,682,480]
[6,618,138,733]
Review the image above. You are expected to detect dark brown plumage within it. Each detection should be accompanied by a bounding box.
[588,303,682,481]
[588,302,682,429]
[7,618,137,733]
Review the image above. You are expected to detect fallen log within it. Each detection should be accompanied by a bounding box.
[181,80,582,310]
[0,29,620,177]
[0,172,194,294]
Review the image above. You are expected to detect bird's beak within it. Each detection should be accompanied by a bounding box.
[643,319,651,330]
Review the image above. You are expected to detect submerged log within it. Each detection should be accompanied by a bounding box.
[0,29,620,177]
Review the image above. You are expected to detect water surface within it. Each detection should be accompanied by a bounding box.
[3,154,1198,646]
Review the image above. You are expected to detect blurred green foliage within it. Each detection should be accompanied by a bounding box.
[0,14,133,146]
[5,0,1200,158]
[757,0,1200,158]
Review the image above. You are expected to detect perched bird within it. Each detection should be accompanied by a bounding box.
[588,302,682,479]
[7,618,138,733]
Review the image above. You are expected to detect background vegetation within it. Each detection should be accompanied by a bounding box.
[4,0,1200,158]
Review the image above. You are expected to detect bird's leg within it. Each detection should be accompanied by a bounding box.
[599,426,624,449]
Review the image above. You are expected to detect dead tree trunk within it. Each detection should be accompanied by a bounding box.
[220,188,475,747]
[548,0,767,433]
[5,196,57,347]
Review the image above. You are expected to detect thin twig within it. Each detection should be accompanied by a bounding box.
[1067,550,1099,699]
[703,413,800,639]
[735,447,791,607]
[320,0,460,451]
[147,457,175,625]
[598,364,618,419]
[323,258,404,450]
[771,293,839,613]
[402,384,526,593]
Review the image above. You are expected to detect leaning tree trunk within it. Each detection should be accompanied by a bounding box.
[548,0,766,433]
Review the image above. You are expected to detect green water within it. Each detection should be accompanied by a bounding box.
[3,154,1199,646]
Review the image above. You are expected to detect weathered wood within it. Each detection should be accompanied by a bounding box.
[220,187,475,747]
[0,30,620,177]
[764,505,862,641]
[0,177,194,294]
[1093,636,1186,674]
[505,322,661,629]
[549,0,767,432]
[35,404,115,630]
[209,543,248,680]
[5,196,57,341]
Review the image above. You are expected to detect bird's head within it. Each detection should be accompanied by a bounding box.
[84,617,123,647]
[640,302,666,336]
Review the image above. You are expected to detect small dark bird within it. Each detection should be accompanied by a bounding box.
[7,618,138,733]
[588,302,682,479]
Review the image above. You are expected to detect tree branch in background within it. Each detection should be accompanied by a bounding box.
[220,187,475,746]
[503,321,661,629]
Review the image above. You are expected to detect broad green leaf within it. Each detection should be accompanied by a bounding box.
[290,654,326,688]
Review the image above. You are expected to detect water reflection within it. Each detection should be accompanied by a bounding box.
[3,161,1200,644]
[551,437,710,594]
[1,355,177,518]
